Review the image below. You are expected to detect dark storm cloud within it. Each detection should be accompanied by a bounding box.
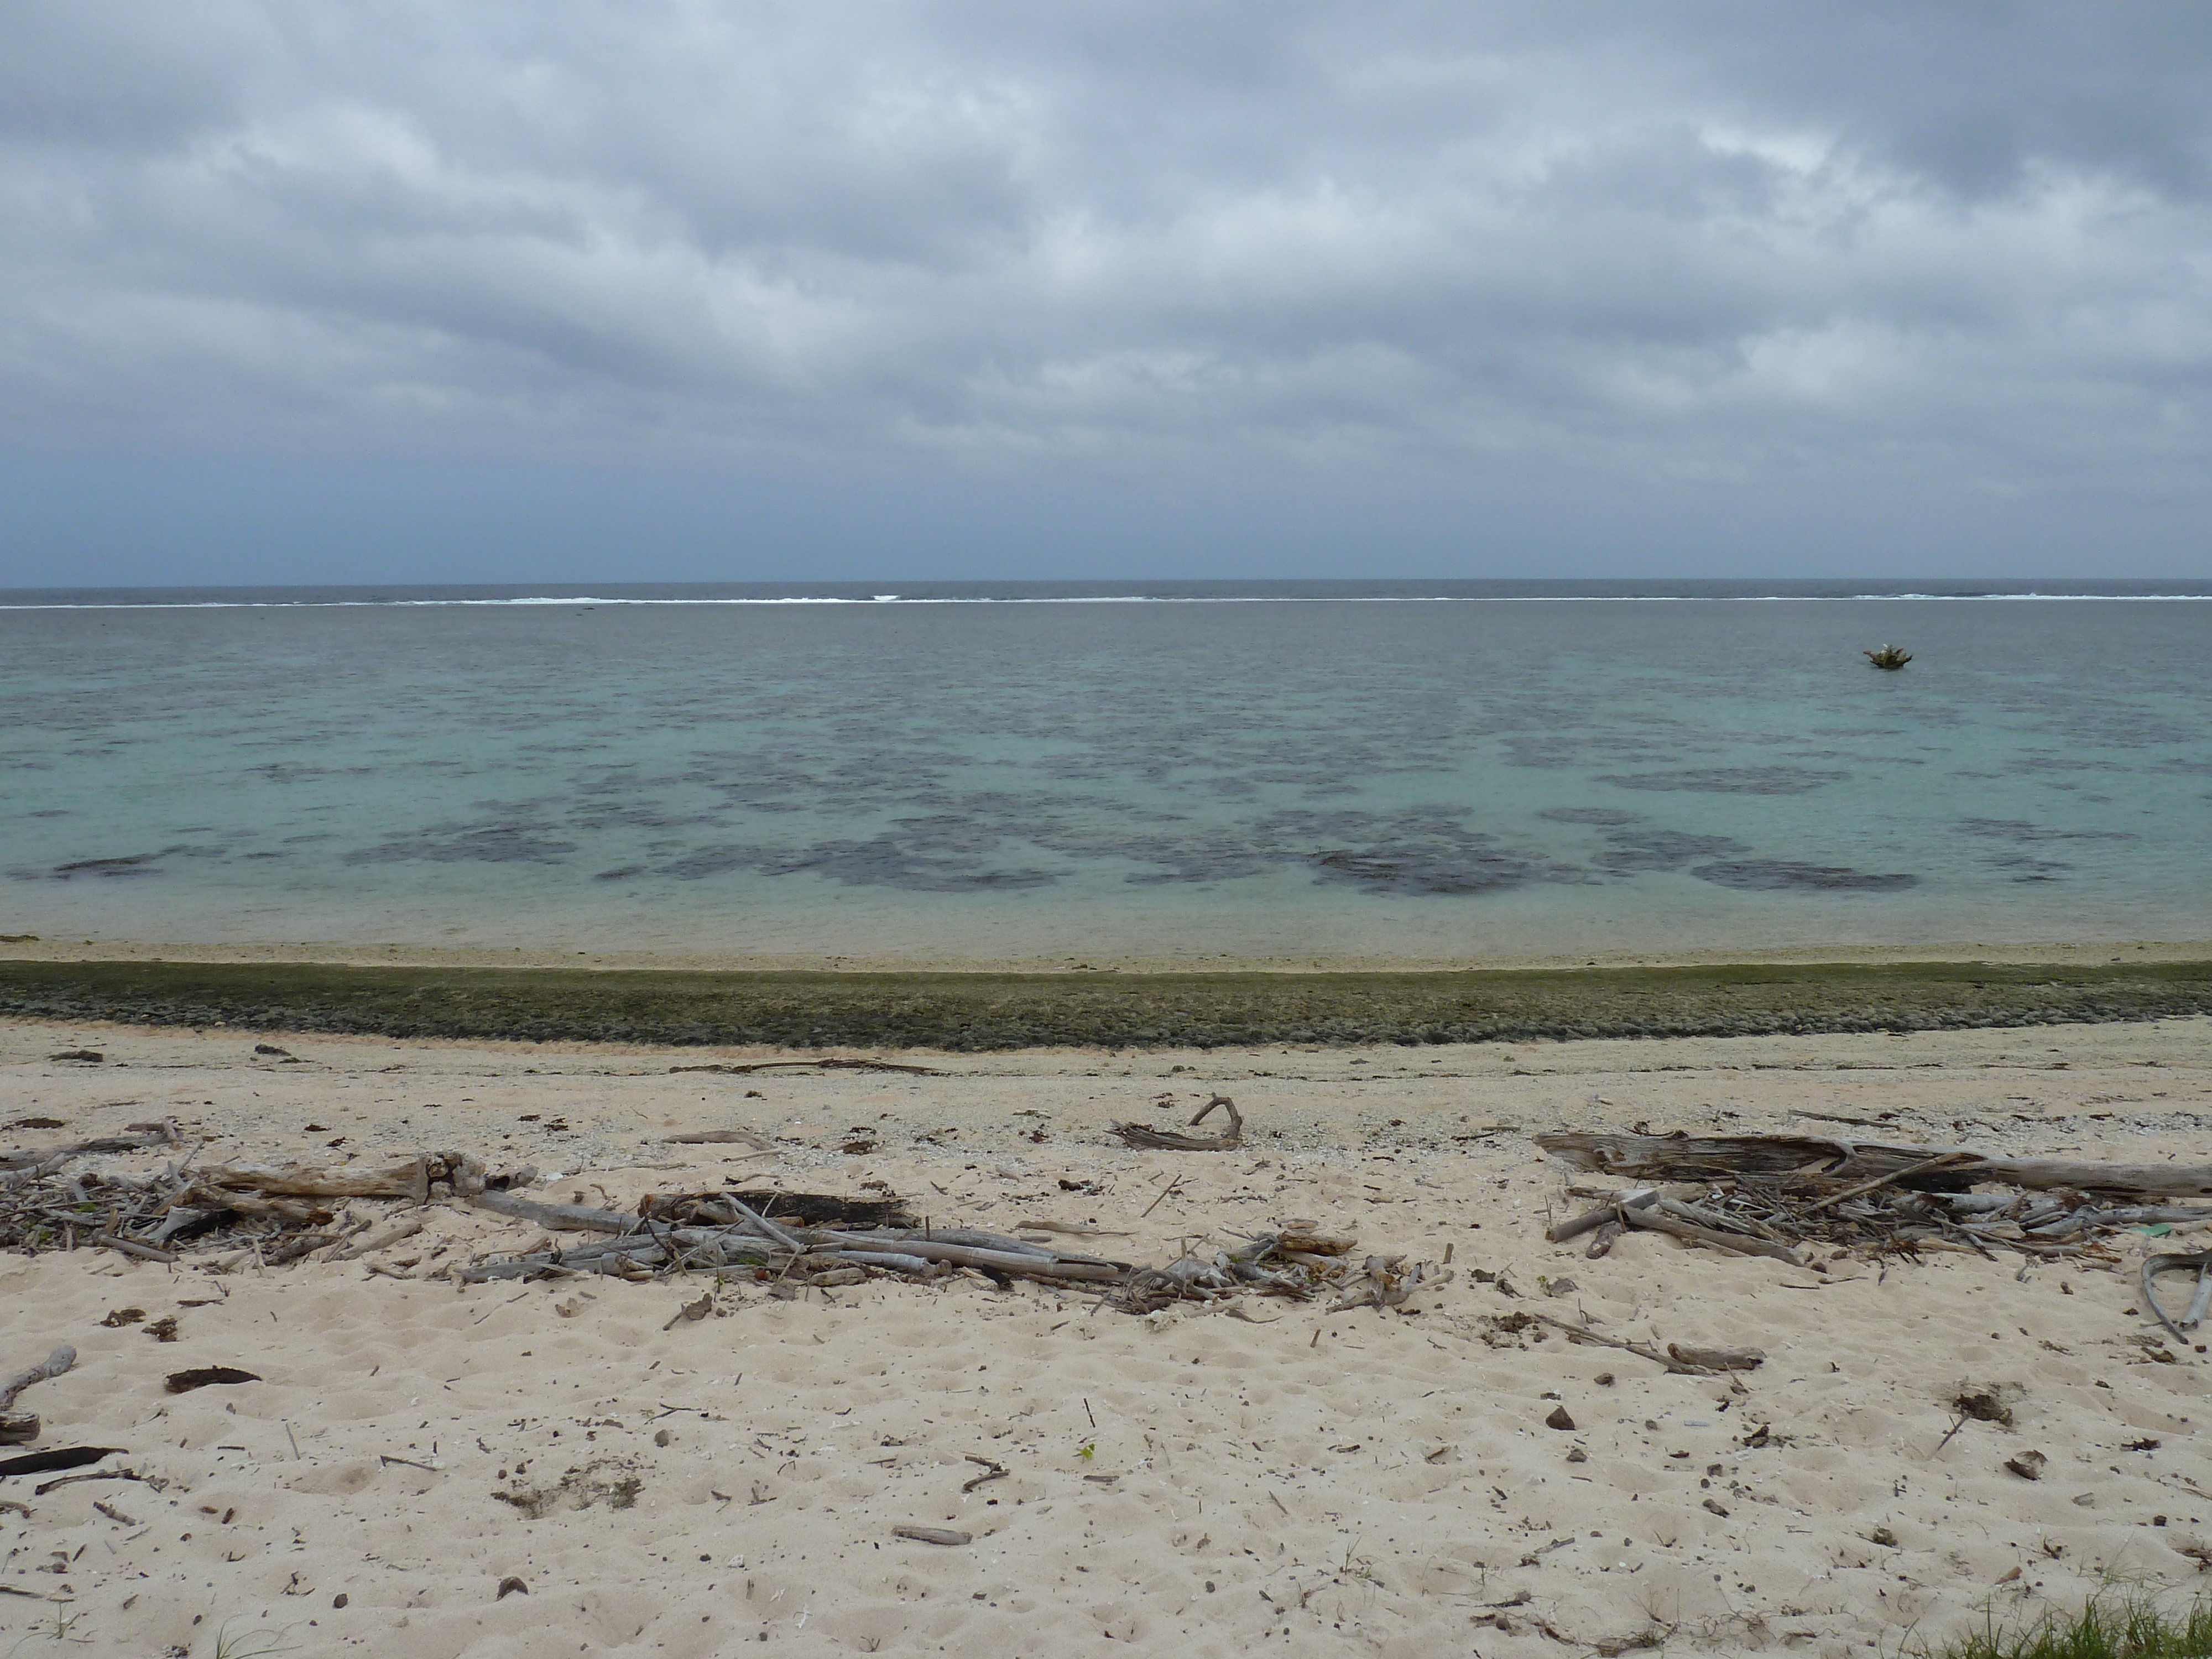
[3,2,2209,574]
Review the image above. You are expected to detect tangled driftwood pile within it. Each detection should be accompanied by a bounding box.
[1539,1130,2212,1339]
[0,1115,1447,1322]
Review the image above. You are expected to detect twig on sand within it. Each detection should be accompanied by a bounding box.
[961,1455,1008,1494]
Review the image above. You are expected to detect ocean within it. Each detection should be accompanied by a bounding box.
[3,580,2209,963]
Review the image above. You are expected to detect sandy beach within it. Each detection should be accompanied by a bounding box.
[2,1014,2209,1657]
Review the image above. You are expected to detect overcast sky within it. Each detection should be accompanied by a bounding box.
[4,1,2210,585]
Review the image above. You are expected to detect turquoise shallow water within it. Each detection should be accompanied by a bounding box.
[3,582,2209,961]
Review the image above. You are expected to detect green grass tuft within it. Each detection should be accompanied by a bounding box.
[1926,1594,2212,1659]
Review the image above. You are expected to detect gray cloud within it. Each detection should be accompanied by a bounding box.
[3,1,2210,577]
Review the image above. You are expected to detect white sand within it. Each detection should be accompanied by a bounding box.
[2,1016,2208,1658]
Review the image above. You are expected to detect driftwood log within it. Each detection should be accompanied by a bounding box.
[1,1123,179,1173]
[1537,1132,2212,1199]
[2141,1251,2212,1344]
[1113,1095,1243,1151]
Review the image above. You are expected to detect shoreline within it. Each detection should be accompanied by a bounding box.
[3,934,2210,974]
[5,952,2211,1049]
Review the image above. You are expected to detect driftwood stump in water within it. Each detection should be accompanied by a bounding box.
[1864,644,1912,670]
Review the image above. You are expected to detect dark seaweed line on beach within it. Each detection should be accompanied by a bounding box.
[2,959,2209,1050]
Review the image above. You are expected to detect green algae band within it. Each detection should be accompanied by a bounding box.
[2,958,2209,1050]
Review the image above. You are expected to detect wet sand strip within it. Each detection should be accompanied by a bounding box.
[3,956,2211,1048]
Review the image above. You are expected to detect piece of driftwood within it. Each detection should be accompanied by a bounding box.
[469,1190,643,1234]
[331,1218,425,1262]
[1667,1342,1766,1372]
[663,1129,776,1149]
[0,1347,74,1414]
[164,1367,262,1394]
[1547,1190,1657,1243]
[1618,1203,1803,1266]
[0,1447,116,1481]
[2140,1251,2212,1344]
[1537,1131,2212,1198]
[893,1526,971,1546]
[0,1415,35,1446]
[644,1190,919,1230]
[1113,1095,1243,1151]
[1864,645,1912,670]
[1512,1312,1763,1376]
[1804,1151,1979,1212]
[0,1124,179,1172]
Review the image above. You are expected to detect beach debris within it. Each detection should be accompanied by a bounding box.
[663,1128,776,1149]
[641,1189,917,1230]
[0,1347,75,1415]
[0,1346,76,1446]
[2138,1250,2212,1343]
[496,1576,528,1599]
[2,1120,179,1172]
[1113,1094,1244,1151]
[1864,645,1912,670]
[893,1526,972,1546]
[2004,1451,2048,1481]
[1489,1310,1764,1376]
[0,1447,117,1481]
[163,1367,262,1394]
[142,1317,180,1342]
[1538,1130,2212,1199]
[1544,1406,1575,1431]
[46,1050,102,1064]
[660,1293,712,1331]
[961,1455,1008,1494]
[1952,1387,2017,1427]
[1541,1130,2212,1268]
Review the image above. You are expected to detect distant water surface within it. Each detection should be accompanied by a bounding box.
[4,580,2208,961]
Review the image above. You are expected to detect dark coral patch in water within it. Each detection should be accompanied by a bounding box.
[1537,807,1641,825]
[1310,843,1547,895]
[1595,767,1849,795]
[345,825,578,864]
[1956,818,2136,843]
[29,853,169,880]
[1598,830,1745,871]
[1689,860,1919,891]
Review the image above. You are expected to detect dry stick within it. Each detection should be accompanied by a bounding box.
[1546,1190,1656,1244]
[30,1468,148,1498]
[1804,1151,1979,1214]
[331,1218,425,1262]
[90,1233,176,1264]
[893,1526,972,1546]
[1616,1203,1803,1267]
[468,1191,641,1234]
[1141,1177,1183,1219]
[0,1347,75,1413]
[1536,1130,2212,1199]
[726,1197,805,1253]
[1516,1311,1740,1376]
[961,1456,1008,1494]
